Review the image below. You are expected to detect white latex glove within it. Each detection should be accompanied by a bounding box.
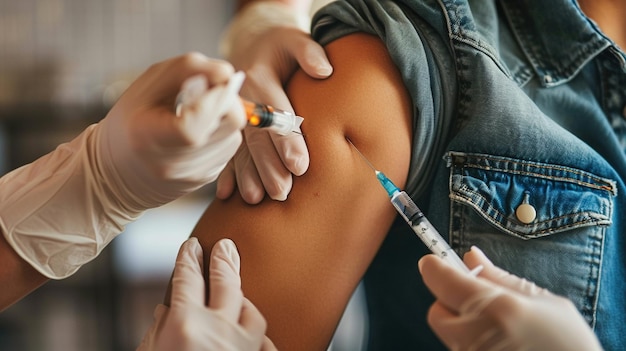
[216,1,333,204]
[0,54,246,279]
[138,237,276,351]
[99,57,246,210]
[418,246,603,351]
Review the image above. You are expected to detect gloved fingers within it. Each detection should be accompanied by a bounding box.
[229,138,269,204]
[174,86,229,145]
[175,74,208,114]
[202,97,246,143]
[117,54,235,121]
[284,29,333,79]
[429,300,521,351]
[138,72,243,151]
[239,298,269,343]
[428,302,492,351]
[462,245,495,269]
[245,128,293,201]
[419,254,506,315]
[170,53,235,90]
[200,70,245,122]
[147,54,235,104]
[175,75,246,147]
[170,237,206,309]
[136,304,169,351]
[186,54,234,82]
[464,246,548,297]
[427,302,459,343]
[269,131,310,176]
[152,56,237,135]
[187,132,244,185]
[215,142,273,204]
[261,336,278,351]
[240,73,310,179]
[237,50,294,120]
[216,162,237,200]
[229,66,292,204]
[235,38,311,179]
[239,62,286,105]
[208,238,245,322]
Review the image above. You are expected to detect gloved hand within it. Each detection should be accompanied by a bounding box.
[99,57,246,209]
[0,54,246,279]
[418,246,604,351]
[138,237,276,351]
[216,1,333,204]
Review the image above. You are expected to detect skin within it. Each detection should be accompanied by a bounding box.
[0,234,47,311]
[578,0,626,49]
[191,33,413,350]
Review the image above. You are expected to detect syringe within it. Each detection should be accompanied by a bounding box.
[348,139,470,274]
[175,71,303,136]
[241,98,304,136]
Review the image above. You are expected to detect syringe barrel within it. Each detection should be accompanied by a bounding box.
[390,191,470,273]
[241,99,300,136]
[242,100,274,127]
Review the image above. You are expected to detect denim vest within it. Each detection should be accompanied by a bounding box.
[313,0,626,350]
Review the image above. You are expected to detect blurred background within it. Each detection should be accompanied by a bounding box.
[0,1,365,350]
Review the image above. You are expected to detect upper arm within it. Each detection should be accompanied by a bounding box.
[192,33,413,350]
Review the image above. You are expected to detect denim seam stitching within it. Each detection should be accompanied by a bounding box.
[454,186,612,226]
[500,1,610,86]
[463,158,610,183]
[451,191,611,238]
[463,165,613,193]
[459,162,616,194]
[450,35,511,79]
[588,207,608,328]
[447,151,618,195]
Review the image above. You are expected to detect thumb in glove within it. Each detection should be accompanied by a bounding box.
[419,247,603,351]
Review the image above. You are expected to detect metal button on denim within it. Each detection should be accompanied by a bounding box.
[544,75,553,84]
[516,203,536,224]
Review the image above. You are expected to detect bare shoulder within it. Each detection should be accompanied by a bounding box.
[192,32,413,350]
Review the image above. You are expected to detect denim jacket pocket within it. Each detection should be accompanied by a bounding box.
[444,151,617,327]
[445,152,616,239]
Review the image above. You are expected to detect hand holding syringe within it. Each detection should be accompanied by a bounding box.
[348,139,478,275]
[176,71,303,136]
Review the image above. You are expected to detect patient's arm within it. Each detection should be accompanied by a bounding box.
[192,33,413,350]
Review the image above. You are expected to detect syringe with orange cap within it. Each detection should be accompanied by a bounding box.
[176,71,303,136]
[241,98,303,135]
